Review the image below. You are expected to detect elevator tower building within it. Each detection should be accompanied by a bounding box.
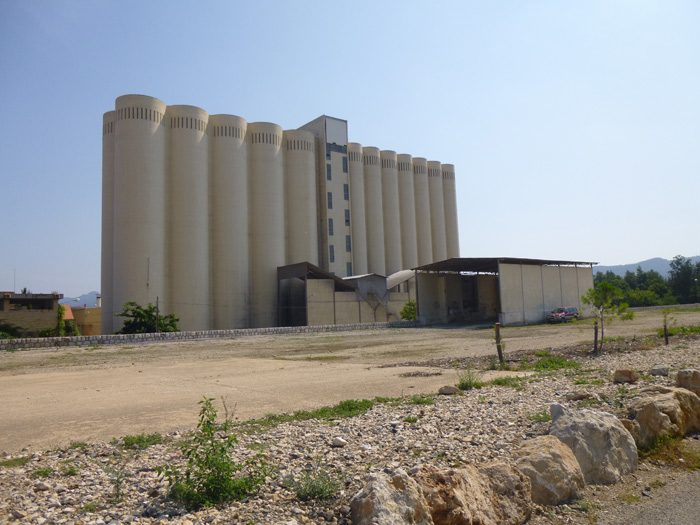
[102,95,459,333]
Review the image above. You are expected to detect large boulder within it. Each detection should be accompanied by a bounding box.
[676,369,700,396]
[350,468,433,525]
[479,462,533,524]
[350,464,533,525]
[549,403,637,484]
[515,435,585,505]
[625,385,700,449]
[413,464,532,525]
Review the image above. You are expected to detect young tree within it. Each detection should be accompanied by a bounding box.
[115,302,180,334]
[581,282,629,354]
[668,255,695,303]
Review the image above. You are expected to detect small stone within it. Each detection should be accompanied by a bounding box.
[331,437,348,447]
[439,385,460,395]
[11,509,27,519]
[34,481,51,491]
[614,370,640,383]
[650,365,670,377]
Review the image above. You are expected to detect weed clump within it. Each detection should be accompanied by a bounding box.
[289,467,341,501]
[456,362,483,390]
[159,397,268,510]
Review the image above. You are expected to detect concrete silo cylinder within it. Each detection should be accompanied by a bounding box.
[101,110,116,334]
[362,147,386,276]
[248,122,285,328]
[428,160,447,262]
[167,105,211,331]
[283,129,318,266]
[381,150,402,274]
[348,143,368,275]
[397,153,418,270]
[112,95,168,333]
[442,164,460,259]
[210,114,249,329]
[412,157,433,266]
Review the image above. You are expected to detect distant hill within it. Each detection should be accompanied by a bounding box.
[595,256,700,278]
[59,291,100,308]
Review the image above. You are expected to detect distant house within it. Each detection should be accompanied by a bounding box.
[0,292,63,336]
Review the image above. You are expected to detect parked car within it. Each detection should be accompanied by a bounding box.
[547,307,579,323]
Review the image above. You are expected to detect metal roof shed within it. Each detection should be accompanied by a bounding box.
[413,257,596,326]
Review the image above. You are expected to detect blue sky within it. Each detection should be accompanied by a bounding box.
[1,1,698,297]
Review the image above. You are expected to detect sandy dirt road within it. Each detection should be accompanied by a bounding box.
[1,309,698,453]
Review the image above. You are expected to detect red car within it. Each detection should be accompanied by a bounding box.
[547,307,579,323]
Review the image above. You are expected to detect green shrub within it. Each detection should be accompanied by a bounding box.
[399,300,417,321]
[159,397,267,510]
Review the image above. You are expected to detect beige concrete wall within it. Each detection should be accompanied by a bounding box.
[522,264,545,324]
[477,275,500,318]
[306,279,335,325]
[499,263,593,325]
[168,104,210,331]
[416,273,446,324]
[335,291,360,324]
[0,307,58,335]
[542,266,562,311]
[73,307,101,336]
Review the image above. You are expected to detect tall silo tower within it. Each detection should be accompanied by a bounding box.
[442,164,460,259]
[397,154,418,269]
[210,114,249,329]
[348,143,368,275]
[428,160,447,262]
[363,147,386,275]
[413,157,433,266]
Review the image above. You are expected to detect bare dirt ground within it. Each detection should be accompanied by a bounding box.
[2,308,700,524]
[2,309,699,454]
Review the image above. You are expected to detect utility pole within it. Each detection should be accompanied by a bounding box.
[156,296,160,333]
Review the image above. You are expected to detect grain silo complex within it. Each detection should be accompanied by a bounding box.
[101,94,460,333]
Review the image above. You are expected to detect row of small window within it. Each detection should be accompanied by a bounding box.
[328,210,351,235]
[250,132,281,146]
[103,121,114,135]
[381,159,396,169]
[171,116,207,132]
[117,107,164,123]
[286,139,314,152]
[213,126,244,139]
[328,238,352,262]
[326,186,349,209]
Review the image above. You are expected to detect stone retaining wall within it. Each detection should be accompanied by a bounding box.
[0,321,418,351]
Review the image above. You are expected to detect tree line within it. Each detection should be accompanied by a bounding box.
[594,255,700,307]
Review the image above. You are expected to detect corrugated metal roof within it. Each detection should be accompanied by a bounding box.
[414,257,597,274]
